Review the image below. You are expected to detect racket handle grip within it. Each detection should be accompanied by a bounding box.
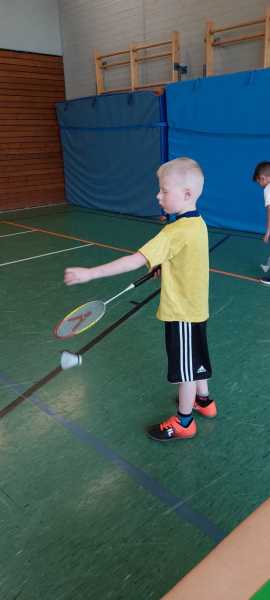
[133,267,159,288]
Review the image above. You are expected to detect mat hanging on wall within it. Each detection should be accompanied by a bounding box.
[56,91,167,217]
[166,69,270,233]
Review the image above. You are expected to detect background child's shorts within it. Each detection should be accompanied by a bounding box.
[165,321,212,383]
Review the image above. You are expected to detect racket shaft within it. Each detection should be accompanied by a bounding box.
[105,269,157,306]
[105,284,134,305]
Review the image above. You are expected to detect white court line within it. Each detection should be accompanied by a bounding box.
[0,202,66,215]
[0,243,94,268]
[0,230,35,239]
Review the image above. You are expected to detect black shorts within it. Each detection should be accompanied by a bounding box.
[165,321,212,383]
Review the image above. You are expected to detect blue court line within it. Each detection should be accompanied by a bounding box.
[209,228,263,241]
[0,371,225,544]
[209,234,231,253]
[0,235,229,542]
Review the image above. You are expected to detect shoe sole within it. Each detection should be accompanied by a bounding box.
[260,279,270,286]
[146,431,197,441]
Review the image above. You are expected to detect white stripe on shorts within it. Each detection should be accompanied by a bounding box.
[179,322,193,382]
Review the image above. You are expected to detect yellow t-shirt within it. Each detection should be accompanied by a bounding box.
[139,215,209,322]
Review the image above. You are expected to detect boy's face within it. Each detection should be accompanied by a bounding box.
[256,174,270,188]
[157,173,191,214]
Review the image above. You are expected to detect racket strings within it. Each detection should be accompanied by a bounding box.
[66,310,93,333]
[55,300,105,338]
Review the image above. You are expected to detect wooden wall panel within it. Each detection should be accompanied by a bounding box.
[0,50,65,210]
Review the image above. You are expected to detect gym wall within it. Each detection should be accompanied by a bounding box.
[0,0,65,210]
[0,0,62,56]
[58,0,270,100]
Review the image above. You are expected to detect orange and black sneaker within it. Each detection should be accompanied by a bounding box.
[147,415,197,442]
[193,395,217,418]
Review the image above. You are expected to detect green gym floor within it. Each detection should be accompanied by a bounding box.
[0,204,269,600]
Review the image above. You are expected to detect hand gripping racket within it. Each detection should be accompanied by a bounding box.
[54,269,157,339]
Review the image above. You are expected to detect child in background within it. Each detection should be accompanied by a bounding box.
[64,157,216,442]
[253,161,270,284]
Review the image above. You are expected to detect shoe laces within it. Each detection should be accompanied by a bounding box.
[160,416,178,431]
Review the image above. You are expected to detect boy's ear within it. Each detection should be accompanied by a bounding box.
[184,188,192,200]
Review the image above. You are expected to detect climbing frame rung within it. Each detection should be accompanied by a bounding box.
[205,8,270,76]
[94,31,181,94]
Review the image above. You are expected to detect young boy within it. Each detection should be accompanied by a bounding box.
[64,157,216,442]
[253,161,270,285]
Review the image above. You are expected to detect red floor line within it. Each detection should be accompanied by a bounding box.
[210,268,259,283]
[0,219,261,283]
[0,219,134,255]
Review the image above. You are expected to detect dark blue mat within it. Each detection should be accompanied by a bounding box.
[57,91,167,217]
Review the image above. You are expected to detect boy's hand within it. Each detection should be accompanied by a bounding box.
[64,267,92,285]
[263,229,270,243]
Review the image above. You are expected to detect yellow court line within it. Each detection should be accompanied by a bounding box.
[0,219,133,255]
[0,219,261,283]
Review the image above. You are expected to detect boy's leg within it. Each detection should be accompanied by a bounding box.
[196,379,209,396]
[147,320,215,441]
[193,378,217,418]
[177,380,196,425]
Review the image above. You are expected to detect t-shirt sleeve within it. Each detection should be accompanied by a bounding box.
[264,185,270,207]
[138,227,184,269]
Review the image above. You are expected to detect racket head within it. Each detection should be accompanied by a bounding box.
[54,300,106,339]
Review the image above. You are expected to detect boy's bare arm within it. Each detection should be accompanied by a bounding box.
[64,252,147,286]
[264,206,270,242]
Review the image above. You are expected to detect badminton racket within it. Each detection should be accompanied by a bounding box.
[54,269,158,339]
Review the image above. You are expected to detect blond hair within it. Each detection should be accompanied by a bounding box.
[157,157,204,200]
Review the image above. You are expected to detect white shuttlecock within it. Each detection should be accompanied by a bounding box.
[60,351,82,370]
[260,264,270,273]
[261,256,270,272]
